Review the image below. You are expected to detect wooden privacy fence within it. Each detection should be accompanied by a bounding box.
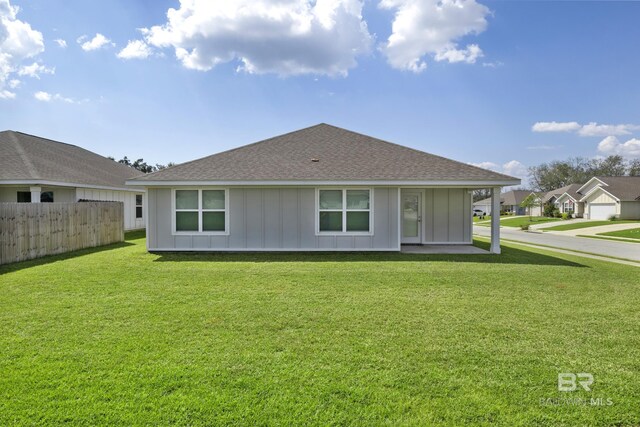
[0,202,124,265]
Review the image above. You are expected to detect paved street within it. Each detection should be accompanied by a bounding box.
[474,226,640,261]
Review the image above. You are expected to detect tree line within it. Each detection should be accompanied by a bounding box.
[108,156,176,174]
[529,155,639,192]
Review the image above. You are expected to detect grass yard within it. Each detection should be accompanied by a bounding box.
[1,232,640,426]
[543,220,640,232]
[484,216,562,228]
[598,227,640,240]
[473,215,491,222]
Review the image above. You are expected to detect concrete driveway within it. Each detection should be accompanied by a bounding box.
[473,225,640,261]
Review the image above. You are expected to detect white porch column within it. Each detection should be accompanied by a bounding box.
[30,186,41,204]
[490,187,501,254]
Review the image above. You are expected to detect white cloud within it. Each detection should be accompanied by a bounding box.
[577,122,640,137]
[78,33,114,51]
[597,136,640,157]
[502,160,528,178]
[470,161,498,170]
[470,159,528,180]
[0,0,46,98]
[0,89,16,99]
[8,78,19,88]
[434,44,482,64]
[531,121,580,133]
[532,121,640,137]
[33,90,51,101]
[18,61,54,78]
[117,39,152,60]
[141,0,373,77]
[34,90,80,104]
[54,38,67,48]
[379,0,490,72]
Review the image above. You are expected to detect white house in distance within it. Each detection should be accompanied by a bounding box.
[578,176,640,220]
[474,190,541,216]
[127,124,519,254]
[0,130,146,230]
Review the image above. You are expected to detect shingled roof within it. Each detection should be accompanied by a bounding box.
[591,176,640,201]
[129,124,518,184]
[0,130,143,189]
[543,183,584,203]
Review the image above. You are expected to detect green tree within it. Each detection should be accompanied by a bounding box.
[520,193,541,220]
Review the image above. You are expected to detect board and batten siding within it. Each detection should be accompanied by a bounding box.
[422,188,473,244]
[147,187,400,251]
[76,188,145,230]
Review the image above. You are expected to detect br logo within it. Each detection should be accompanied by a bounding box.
[558,373,593,392]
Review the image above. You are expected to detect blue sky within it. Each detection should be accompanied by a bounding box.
[1,0,639,183]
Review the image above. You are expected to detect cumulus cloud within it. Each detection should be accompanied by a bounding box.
[379,0,490,72]
[470,159,528,179]
[531,121,581,133]
[54,38,67,48]
[34,90,80,104]
[578,122,640,137]
[597,136,640,157]
[532,121,640,137]
[0,0,46,99]
[117,39,153,60]
[140,0,373,76]
[78,33,114,51]
[18,61,54,78]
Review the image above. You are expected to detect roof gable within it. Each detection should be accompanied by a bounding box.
[130,124,519,184]
[0,131,143,189]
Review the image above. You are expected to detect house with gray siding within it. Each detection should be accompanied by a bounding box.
[127,124,519,253]
[0,130,146,230]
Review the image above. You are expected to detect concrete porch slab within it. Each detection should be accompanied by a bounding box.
[401,245,489,254]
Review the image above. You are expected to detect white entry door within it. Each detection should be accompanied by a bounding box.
[589,203,616,220]
[402,191,422,244]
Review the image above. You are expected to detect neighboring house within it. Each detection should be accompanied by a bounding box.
[127,124,519,253]
[474,190,539,216]
[578,176,640,220]
[542,183,583,210]
[553,184,585,217]
[0,130,146,230]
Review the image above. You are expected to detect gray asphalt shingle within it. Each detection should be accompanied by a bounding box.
[130,124,518,183]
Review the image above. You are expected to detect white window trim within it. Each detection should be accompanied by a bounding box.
[315,188,374,236]
[135,194,144,219]
[171,188,229,236]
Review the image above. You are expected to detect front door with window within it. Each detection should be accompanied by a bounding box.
[402,191,421,244]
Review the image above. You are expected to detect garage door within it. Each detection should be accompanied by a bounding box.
[589,203,616,220]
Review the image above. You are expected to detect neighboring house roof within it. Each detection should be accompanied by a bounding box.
[543,183,583,203]
[474,190,535,206]
[128,124,519,184]
[0,130,143,190]
[580,176,640,201]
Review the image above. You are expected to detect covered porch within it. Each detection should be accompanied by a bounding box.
[400,187,502,254]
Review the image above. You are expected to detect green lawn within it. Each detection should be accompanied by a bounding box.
[473,215,491,222]
[1,232,640,426]
[487,216,562,228]
[598,227,640,240]
[543,220,640,232]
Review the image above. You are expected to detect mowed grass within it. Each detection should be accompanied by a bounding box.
[543,220,640,232]
[1,232,640,426]
[598,227,640,240]
[477,216,561,228]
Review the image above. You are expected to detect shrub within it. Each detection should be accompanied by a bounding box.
[608,214,618,221]
[520,224,530,231]
[561,213,570,220]
[543,203,556,217]
[553,209,562,218]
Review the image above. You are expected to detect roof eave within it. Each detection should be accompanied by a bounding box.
[126,179,521,187]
